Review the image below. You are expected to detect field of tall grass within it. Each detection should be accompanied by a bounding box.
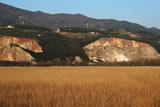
[0,67,160,107]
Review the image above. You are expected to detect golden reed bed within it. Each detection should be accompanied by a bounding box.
[0,67,160,107]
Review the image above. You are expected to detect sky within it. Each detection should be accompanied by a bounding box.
[0,0,160,28]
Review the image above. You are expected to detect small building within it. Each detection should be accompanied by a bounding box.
[37,34,41,37]
[4,25,15,29]
[130,33,137,38]
[56,28,61,33]
[89,32,95,35]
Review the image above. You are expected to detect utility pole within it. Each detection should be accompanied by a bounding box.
[86,23,89,28]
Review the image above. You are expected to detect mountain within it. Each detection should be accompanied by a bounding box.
[0,2,160,34]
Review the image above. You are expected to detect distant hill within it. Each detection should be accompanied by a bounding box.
[1,25,160,66]
[0,2,160,35]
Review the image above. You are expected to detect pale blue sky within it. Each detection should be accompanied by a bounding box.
[0,0,160,28]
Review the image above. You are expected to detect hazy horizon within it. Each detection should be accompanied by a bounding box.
[0,0,160,29]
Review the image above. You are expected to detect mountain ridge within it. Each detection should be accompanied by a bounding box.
[0,2,160,34]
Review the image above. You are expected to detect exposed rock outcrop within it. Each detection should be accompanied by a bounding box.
[83,37,160,62]
[0,36,42,62]
[72,56,83,64]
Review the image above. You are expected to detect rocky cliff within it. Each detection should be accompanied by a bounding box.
[0,36,159,64]
[83,37,160,62]
[0,36,42,62]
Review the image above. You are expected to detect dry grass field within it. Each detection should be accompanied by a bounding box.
[0,67,160,107]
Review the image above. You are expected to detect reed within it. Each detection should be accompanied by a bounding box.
[0,67,160,107]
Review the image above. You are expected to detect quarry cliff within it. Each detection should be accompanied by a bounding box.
[83,37,160,62]
[0,36,159,64]
[0,36,42,62]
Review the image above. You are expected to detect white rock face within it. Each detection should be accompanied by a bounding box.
[72,56,83,64]
[114,54,129,62]
[83,37,160,62]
